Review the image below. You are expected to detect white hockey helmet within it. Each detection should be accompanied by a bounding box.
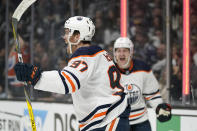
[113,37,134,55]
[64,16,95,44]
[113,37,134,68]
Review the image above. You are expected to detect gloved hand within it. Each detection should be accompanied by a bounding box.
[156,103,172,122]
[14,62,42,86]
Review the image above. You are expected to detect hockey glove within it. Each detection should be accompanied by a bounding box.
[14,62,42,86]
[156,103,172,122]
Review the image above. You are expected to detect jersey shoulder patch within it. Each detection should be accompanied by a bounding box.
[132,59,151,72]
[70,45,103,59]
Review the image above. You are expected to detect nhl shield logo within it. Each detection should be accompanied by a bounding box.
[77,16,83,20]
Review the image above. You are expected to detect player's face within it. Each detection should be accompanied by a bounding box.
[63,29,80,44]
[114,48,131,68]
[63,28,80,54]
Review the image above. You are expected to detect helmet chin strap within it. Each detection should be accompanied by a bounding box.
[114,50,132,69]
[121,50,133,69]
[67,34,80,54]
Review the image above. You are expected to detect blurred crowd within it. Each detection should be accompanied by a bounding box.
[0,0,197,107]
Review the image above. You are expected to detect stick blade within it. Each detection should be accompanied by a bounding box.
[12,0,37,21]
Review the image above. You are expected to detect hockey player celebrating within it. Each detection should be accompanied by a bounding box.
[113,37,172,131]
[14,16,130,131]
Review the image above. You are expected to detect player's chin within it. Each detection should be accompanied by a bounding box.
[118,62,127,68]
[119,60,127,64]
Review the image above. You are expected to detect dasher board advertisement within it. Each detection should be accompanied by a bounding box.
[1,101,197,131]
[0,101,79,131]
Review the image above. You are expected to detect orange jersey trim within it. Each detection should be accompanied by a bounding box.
[129,60,133,70]
[132,70,152,73]
[62,72,76,93]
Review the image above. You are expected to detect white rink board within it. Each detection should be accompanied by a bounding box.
[0,101,78,131]
[174,109,197,131]
[0,100,197,131]
[0,101,157,131]
[181,117,197,131]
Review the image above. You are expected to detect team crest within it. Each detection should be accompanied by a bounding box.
[126,84,133,91]
[125,84,141,105]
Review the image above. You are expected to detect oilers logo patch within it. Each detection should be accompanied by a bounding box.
[125,84,141,105]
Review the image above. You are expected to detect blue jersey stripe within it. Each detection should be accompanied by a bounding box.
[81,120,103,131]
[58,70,69,94]
[79,104,111,123]
[64,69,80,90]
[106,93,126,115]
[129,115,144,121]
[130,107,145,113]
[150,96,162,100]
[143,89,159,96]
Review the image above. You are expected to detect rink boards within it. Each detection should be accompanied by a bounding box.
[0,100,197,131]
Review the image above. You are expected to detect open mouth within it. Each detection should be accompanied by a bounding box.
[120,58,126,61]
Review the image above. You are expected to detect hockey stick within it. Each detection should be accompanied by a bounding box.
[12,0,37,131]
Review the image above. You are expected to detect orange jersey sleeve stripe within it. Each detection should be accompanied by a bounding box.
[129,109,146,118]
[79,124,86,128]
[145,92,160,100]
[69,50,105,62]
[79,111,107,128]
[109,118,116,131]
[62,72,76,93]
[91,111,107,121]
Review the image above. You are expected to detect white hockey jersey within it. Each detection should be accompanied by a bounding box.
[34,45,127,130]
[115,59,163,125]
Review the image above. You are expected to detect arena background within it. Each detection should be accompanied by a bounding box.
[0,0,197,130]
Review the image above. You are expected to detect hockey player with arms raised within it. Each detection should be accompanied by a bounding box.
[14,16,131,131]
[113,37,172,131]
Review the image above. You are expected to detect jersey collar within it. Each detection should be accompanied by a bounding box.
[115,60,133,75]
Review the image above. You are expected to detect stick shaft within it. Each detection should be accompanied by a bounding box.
[12,21,37,131]
[12,0,37,130]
